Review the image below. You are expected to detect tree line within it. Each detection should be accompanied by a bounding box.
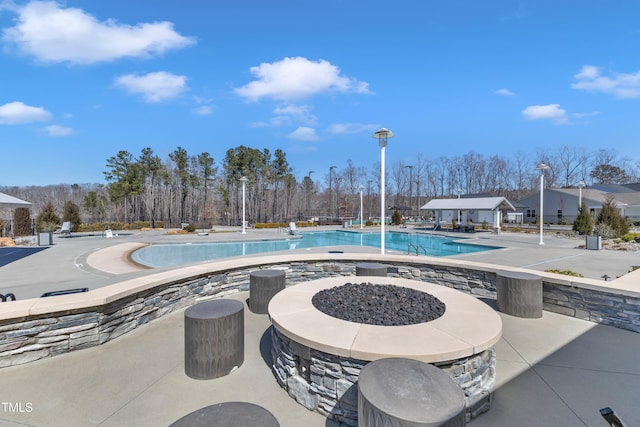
[2,144,638,231]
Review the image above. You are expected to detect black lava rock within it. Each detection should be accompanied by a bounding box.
[311,282,446,326]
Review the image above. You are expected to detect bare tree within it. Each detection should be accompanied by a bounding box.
[557,145,589,187]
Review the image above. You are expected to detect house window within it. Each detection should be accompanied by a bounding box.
[526,209,536,218]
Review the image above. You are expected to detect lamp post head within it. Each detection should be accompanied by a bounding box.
[240,176,248,183]
[372,128,394,148]
[536,163,550,174]
[577,180,586,188]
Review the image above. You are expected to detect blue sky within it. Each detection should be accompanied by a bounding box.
[1,0,639,186]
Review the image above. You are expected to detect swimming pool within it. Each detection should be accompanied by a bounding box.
[131,231,499,268]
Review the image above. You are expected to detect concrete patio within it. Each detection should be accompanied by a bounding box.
[0,226,639,426]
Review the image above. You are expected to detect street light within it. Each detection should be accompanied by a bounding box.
[335,177,342,219]
[373,128,394,254]
[577,180,586,208]
[367,180,373,221]
[536,163,550,245]
[240,176,248,234]
[457,187,462,224]
[329,166,336,219]
[359,184,364,229]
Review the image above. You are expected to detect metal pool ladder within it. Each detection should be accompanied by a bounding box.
[407,243,427,256]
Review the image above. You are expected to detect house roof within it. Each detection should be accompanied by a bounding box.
[0,191,32,209]
[420,197,515,211]
[590,183,638,193]
[532,188,633,208]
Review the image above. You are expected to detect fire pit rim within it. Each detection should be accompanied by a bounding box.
[268,276,502,363]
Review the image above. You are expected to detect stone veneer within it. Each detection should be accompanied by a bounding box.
[1,253,638,368]
[271,327,495,426]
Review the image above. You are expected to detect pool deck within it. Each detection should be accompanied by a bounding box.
[1,226,639,426]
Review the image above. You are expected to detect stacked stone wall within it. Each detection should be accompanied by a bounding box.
[271,327,496,425]
[543,282,640,333]
[1,257,637,368]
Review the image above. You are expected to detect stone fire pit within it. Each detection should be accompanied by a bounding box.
[268,276,502,426]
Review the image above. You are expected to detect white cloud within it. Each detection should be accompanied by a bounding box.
[2,0,195,65]
[572,65,640,98]
[192,105,213,116]
[521,104,569,125]
[0,101,52,124]
[572,111,600,119]
[273,104,317,125]
[288,126,320,141]
[44,124,74,136]
[234,57,371,102]
[193,96,212,105]
[327,123,378,135]
[114,71,188,103]
[249,121,271,128]
[495,88,514,96]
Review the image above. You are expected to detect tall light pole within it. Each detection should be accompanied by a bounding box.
[240,176,248,234]
[536,163,550,245]
[335,177,342,219]
[373,128,394,254]
[359,184,364,229]
[367,180,373,222]
[405,165,413,218]
[457,187,462,224]
[577,180,585,208]
[329,166,336,219]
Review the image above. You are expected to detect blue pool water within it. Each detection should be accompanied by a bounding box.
[132,231,499,268]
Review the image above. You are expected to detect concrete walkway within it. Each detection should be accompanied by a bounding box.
[1,226,639,426]
[1,292,638,426]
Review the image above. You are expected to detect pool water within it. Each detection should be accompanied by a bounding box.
[132,230,499,268]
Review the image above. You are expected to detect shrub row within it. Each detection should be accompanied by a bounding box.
[254,222,318,229]
[78,221,166,232]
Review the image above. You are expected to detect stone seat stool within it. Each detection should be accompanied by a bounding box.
[355,262,388,277]
[495,270,543,318]
[184,299,244,380]
[170,401,280,427]
[358,357,466,427]
[249,269,286,314]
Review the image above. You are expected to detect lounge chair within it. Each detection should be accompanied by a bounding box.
[288,222,299,235]
[59,221,72,237]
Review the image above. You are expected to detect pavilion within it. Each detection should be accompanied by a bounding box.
[421,197,515,231]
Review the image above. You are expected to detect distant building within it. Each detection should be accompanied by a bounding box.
[420,197,515,230]
[517,185,640,224]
